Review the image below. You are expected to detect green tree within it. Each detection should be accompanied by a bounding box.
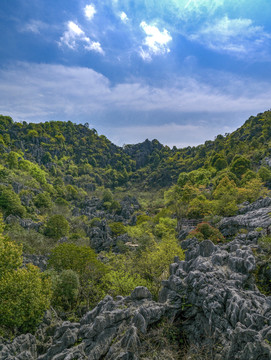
[231,156,251,177]
[34,192,52,209]
[48,243,107,307]
[50,269,80,310]
[7,151,19,169]
[212,176,239,216]
[48,243,102,276]
[45,215,69,239]
[0,185,26,217]
[0,264,51,332]
[0,224,51,333]
[258,167,271,182]
[109,222,126,237]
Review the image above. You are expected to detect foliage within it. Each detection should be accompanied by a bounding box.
[187,222,224,243]
[50,269,80,310]
[109,222,126,236]
[0,236,22,276]
[7,223,55,255]
[0,226,51,333]
[133,237,184,295]
[48,243,107,307]
[48,243,98,274]
[45,215,69,239]
[230,155,251,177]
[34,192,52,209]
[0,185,26,217]
[0,264,51,332]
[102,265,149,298]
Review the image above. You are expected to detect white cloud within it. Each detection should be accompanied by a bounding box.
[188,16,271,57]
[85,41,105,55]
[119,11,129,23]
[1,62,271,146]
[59,21,104,54]
[84,4,96,20]
[139,21,172,60]
[60,21,84,49]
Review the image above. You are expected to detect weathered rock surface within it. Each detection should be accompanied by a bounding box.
[0,287,170,360]
[219,197,271,236]
[3,231,271,359]
[160,237,271,359]
[5,215,43,231]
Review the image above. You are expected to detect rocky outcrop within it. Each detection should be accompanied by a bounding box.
[5,215,43,231]
[160,237,271,359]
[0,288,171,360]
[3,235,271,359]
[219,197,271,236]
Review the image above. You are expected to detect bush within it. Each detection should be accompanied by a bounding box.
[34,192,52,209]
[0,230,51,333]
[187,222,224,243]
[0,236,22,276]
[0,185,26,217]
[48,243,107,307]
[0,264,51,332]
[109,222,126,237]
[45,215,69,239]
[51,269,80,310]
[48,243,99,274]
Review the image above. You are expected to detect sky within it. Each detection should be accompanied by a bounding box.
[1,0,271,148]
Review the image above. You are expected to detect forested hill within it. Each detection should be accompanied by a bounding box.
[1,110,271,189]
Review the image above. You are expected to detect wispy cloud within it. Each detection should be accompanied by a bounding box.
[139,22,172,61]
[59,21,104,54]
[1,62,271,147]
[183,0,225,16]
[84,4,96,21]
[188,16,271,57]
[19,20,48,34]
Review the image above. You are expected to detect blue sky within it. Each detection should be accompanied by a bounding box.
[1,0,271,147]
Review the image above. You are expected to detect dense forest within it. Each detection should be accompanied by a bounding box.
[1,110,271,341]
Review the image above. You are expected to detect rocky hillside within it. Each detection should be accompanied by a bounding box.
[2,198,271,359]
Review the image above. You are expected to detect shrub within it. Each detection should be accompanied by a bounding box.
[109,222,126,237]
[0,264,51,332]
[188,222,224,243]
[34,192,52,209]
[0,236,22,276]
[0,185,26,217]
[51,269,80,310]
[45,215,69,239]
[48,243,107,307]
[48,243,103,276]
[0,228,51,333]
